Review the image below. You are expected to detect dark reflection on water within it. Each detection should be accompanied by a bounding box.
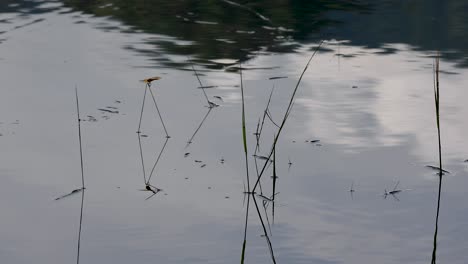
[30,0,463,68]
[2,1,468,263]
[4,0,468,67]
[0,0,59,14]
[59,0,370,68]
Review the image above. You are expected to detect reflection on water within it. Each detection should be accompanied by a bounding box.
[13,0,459,69]
[2,1,468,264]
[59,0,371,68]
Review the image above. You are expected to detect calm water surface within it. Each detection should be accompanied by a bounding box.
[1,1,468,263]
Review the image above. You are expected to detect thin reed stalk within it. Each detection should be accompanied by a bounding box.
[186,107,213,147]
[431,53,443,264]
[252,87,276,195]
[252,40,324,192]
[147,137,170,183]
[185,58,216,147]
[240,62,251,193]
[76,190,85,264]
[272,144,277,224]
[137,84,148,184]
[74,87,85,264]
[188,58,211,104]
[241,194,250,264]
[75,87,85,188]
[252,195,276,264]
[148,84,170,138]
[137,84,148,133]
[240,61,251,264]
[253,121,264,195]
[137,133,147,184]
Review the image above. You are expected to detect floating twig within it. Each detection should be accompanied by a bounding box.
[268,76,287,80]
[55,187,85,201]
[426,165,450,175]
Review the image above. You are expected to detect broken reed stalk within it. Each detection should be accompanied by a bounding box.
[252,86,276,195]
[265,109,280,128]
[431,53,443,264]
[258,87,276,145]
[261,195,273,236]
[74,87,85,264]
[252,40,324,192]
[261,87,280,130]
[253,120,264,195]
[255,118,261,151]
[240,61,251,264]
[185,58,216,147]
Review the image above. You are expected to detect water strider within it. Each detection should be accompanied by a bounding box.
[383,181,412,201]
[349,181,355,200]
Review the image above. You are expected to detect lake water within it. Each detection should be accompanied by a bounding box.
[1,1,468,263]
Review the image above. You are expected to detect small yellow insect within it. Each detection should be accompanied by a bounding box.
[140,76,161,84]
